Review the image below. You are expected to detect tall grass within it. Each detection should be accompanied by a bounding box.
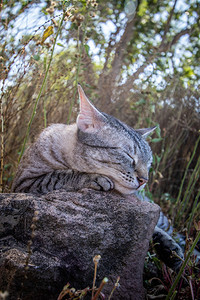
[174,134,200,230]
[187,189,200,232]
[66,7,91,124]
[18,13,66,162]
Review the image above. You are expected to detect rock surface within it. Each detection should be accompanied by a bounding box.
[0,190,160,300]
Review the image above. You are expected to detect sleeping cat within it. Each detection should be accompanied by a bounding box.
[12,85,156,195]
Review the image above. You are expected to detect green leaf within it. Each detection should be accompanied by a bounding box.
[135,99,146,106]
[149,167,153,173]
[156,154,161,164]
[33,54,40,61]
[138,0,148,17]
[151,138,163,143]
[155,124,161,138]
[183,66,194,78]
[57,43,64,47]
[84,44,90,57]
[4,163,12,170]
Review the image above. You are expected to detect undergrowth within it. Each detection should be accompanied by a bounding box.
[144,225,200,300]
[57,264,119,300]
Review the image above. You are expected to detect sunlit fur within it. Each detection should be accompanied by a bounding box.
[76,113,153,194]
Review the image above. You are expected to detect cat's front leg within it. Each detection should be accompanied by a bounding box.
[49,170,114,193]
[14,170,114,195]
[88,174,114,191]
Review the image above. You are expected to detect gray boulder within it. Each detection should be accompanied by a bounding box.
[0,190,160,300]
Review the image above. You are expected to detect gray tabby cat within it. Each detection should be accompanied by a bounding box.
[12,85,156,195]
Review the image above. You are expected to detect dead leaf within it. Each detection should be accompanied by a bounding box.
[41,26,54,44]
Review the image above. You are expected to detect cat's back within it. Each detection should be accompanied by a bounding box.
[11,123,77,192]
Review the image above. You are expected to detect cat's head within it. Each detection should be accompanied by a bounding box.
[76,85,156,195]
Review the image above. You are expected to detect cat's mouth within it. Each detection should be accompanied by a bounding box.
[136,183,147,191]
[113,179,147,195]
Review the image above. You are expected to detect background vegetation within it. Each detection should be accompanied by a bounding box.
[0,0,200,298]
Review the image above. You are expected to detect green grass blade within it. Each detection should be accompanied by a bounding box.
[175,135,200,210]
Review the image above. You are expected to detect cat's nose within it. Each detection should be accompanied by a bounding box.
[137,176,147,187]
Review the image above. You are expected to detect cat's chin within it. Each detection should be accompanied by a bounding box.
[114,184,138,195]
[115,182,146,195]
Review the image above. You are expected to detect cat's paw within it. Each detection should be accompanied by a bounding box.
[90,175,114,191]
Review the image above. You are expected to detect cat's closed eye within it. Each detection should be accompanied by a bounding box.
[131,158,136,169]
[125,152,136,168]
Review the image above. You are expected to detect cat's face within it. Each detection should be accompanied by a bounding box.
[76,85,155,195]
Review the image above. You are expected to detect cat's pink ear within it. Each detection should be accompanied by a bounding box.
[135,126,157,138]
[77,84,105,133]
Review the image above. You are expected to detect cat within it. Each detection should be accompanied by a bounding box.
[11,85,156,195]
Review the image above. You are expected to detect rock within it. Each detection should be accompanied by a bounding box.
[0,190,160,300]
[136,192,185,271]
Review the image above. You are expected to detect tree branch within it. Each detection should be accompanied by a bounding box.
[160,0,178,47]
[102,25,121,73]
[160,28,193,51]
[110,17,137,81]
[117,26,193,100]
[98,17,138,109]
[117,53,156,99]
